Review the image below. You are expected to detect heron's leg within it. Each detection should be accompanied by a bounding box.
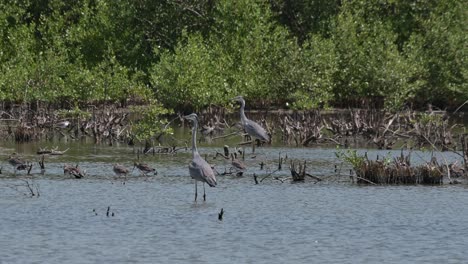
[203,183,206,201]
[194,181,198,202]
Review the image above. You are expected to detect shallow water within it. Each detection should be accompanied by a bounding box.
[0,139,467,263]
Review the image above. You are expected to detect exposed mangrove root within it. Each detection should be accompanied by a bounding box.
[1,104,133,144]
[38,155,46,175]
[352,151,444,185]
[289,160,322,182]
[462,134,468,174]
[275,108,462,150]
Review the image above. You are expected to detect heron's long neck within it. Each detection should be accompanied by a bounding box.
[191,121,199,156]
[239,100,248,124]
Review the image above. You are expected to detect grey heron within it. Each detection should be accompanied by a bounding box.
[232,96,270,143]
[184,113,217,201]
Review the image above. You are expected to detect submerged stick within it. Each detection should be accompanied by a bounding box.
[218,208,224,221]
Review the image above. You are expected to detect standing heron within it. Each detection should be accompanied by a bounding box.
[184,113,217,201]
[232,96,270,143]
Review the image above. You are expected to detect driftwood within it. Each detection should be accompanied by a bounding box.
[37,147,69,155]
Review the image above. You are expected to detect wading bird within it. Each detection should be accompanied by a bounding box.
[231,153,246,171]
[184,113,217,201]
[7,154,27,174]
[232,96,270,143]
[113,164,129,178]
[64,164,85,179]
[133,162,157,176]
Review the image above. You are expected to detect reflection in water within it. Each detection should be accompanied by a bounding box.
[0,140,466,263]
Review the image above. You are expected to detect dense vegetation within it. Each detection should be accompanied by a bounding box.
[0,0,466,111]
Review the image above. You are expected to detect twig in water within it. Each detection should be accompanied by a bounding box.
[278,152,283,170]
[39,155,45,170]
[218,208,224,221]
[260,169,279,182]
[306,173,322,182]
[212,132,240,141]
[353,176,377,185]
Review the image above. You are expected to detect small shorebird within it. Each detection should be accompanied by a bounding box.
[64,164,85,179]
[231,153,246,171]
[113,164,129,178]
[133,162,157,176]
[7,154,27,174]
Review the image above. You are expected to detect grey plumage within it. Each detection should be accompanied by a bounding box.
[184,113,217,201]
[232,96,270,142]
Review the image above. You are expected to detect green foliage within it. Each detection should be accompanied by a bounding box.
[410,1,467,105]
[269,0,341,41]
[152,0,333,110]
[0,0,465,110]
[290,34,337,109]
[56,107,91,119]
[412,112,444,127]
[151,32,226,111]
[335,148,365,168]
[130,99,173,142]
[332,2,426,109]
